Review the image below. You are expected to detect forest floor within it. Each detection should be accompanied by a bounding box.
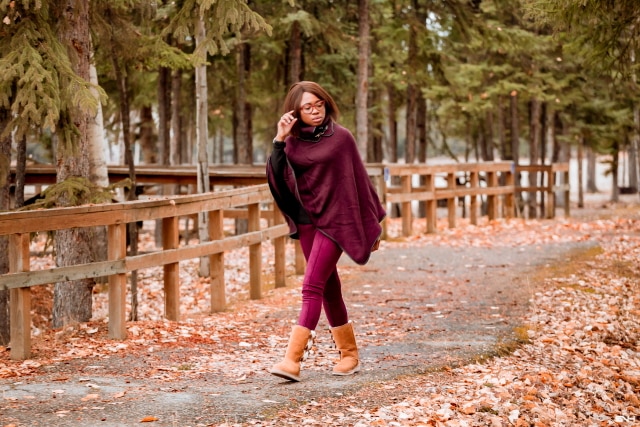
[1,193,639,427]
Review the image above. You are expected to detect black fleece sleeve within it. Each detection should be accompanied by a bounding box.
[269,141,287,178]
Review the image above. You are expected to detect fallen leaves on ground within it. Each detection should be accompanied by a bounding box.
[1,203,639,426]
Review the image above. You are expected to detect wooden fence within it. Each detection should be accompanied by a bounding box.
[377,162,570,237]
[0,185,288,360]
[2,161,570,360]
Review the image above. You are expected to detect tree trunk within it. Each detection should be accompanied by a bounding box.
[497,96,509,160]
[404,0,420,164]
[387,83,398,163]
[368,87,383,163]
[170,69,182,167]
[417,95,427,217]
[181,77,194,165]
[552,112,570,208]
[15,135,26,209]
[235,40,252,165]
[510,91,522,215]
[234,39,253,235]
[586,147,598,193]
[156,66,172,245]
[110,41,141,320]
[632,102,640,196]
[510,92,520,162]
[158,66,172,166]
[577,138,584,208]
[288,21,302,86]
[528,98,541,219]
[405,84,417,163]
[195,16,210,277]
[387,83,400,218]
[88,60,110,280]
[139,105,156,164]
[539,102,549,215]
[611,143,620,203]
[417,96,427,163]
[53,0,95,328]
[356,0,369,160]
[88,62,109,187]
[0,108,10,345]
[482,109,495,161]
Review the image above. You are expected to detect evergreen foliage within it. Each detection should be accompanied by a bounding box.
[17,176,130,211]
[1,0,637,171]
[0,2,99,141]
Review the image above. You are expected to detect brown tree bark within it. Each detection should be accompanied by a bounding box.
[387,83,398,163]
[15,135,26,209]
[611,142,620,203]
[510,91,520,165]
[356,0,370,160]
[0,108,10,344]
[367,87,383,163]
[586,147,598,193]
[498,96,509,160]
[387,83,401,218]
[170,69,182,167]
[235,41,252,165]
[158,66,172,166]
[510,91,523,215]
[52,0,95,328]
[110,29,139,320]
[528,98,541,218]
[481,110,495,161]
[288,21,302,86]
[139,105,156,164]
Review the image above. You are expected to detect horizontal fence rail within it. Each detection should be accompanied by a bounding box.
[1,184,289,360]
[2,162,570,360]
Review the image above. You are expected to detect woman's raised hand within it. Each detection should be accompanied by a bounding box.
[276,110,297,141]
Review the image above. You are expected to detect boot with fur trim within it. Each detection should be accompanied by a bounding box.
[269,325,315,382]
[330,321,360,376]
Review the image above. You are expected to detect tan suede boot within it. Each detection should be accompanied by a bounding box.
[269,325,315,382]
[330,321,360,376]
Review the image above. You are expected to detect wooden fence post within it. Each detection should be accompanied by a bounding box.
[376,169,388,239]
[209,209,225,312]
[163,216,180,321]
[546,167,555,219]
[401,175,412,237]
[426,172,436,233]
[488,171,500,220]
[9,233,30,360]
[446,172,457,229]
[108,223,127,340]
[470,171,479,225]
[248,203,262,300]
[504,169,515,219]
[273,205,286,289]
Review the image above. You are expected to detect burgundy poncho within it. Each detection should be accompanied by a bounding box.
[266,120,386,265]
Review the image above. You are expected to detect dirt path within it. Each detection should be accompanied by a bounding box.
[1,234,598,427]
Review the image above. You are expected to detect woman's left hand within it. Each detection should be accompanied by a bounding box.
[372,239,380,252]
[276,110,297,141]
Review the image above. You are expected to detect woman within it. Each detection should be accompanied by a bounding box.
[266,81,386,381]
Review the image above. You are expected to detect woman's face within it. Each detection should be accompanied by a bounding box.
[299,92,326,126]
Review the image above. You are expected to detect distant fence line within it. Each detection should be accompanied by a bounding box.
[2,162,569,360]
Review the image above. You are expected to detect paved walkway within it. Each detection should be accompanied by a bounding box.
[1,239,597,426]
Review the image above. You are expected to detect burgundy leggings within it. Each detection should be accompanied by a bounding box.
[296,223,349,330]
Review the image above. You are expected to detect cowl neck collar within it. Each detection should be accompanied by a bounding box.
[298,117,334,142]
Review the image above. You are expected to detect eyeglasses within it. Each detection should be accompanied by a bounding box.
[300,100,325,114]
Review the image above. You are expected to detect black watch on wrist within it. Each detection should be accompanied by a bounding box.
[273,139,286,146]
